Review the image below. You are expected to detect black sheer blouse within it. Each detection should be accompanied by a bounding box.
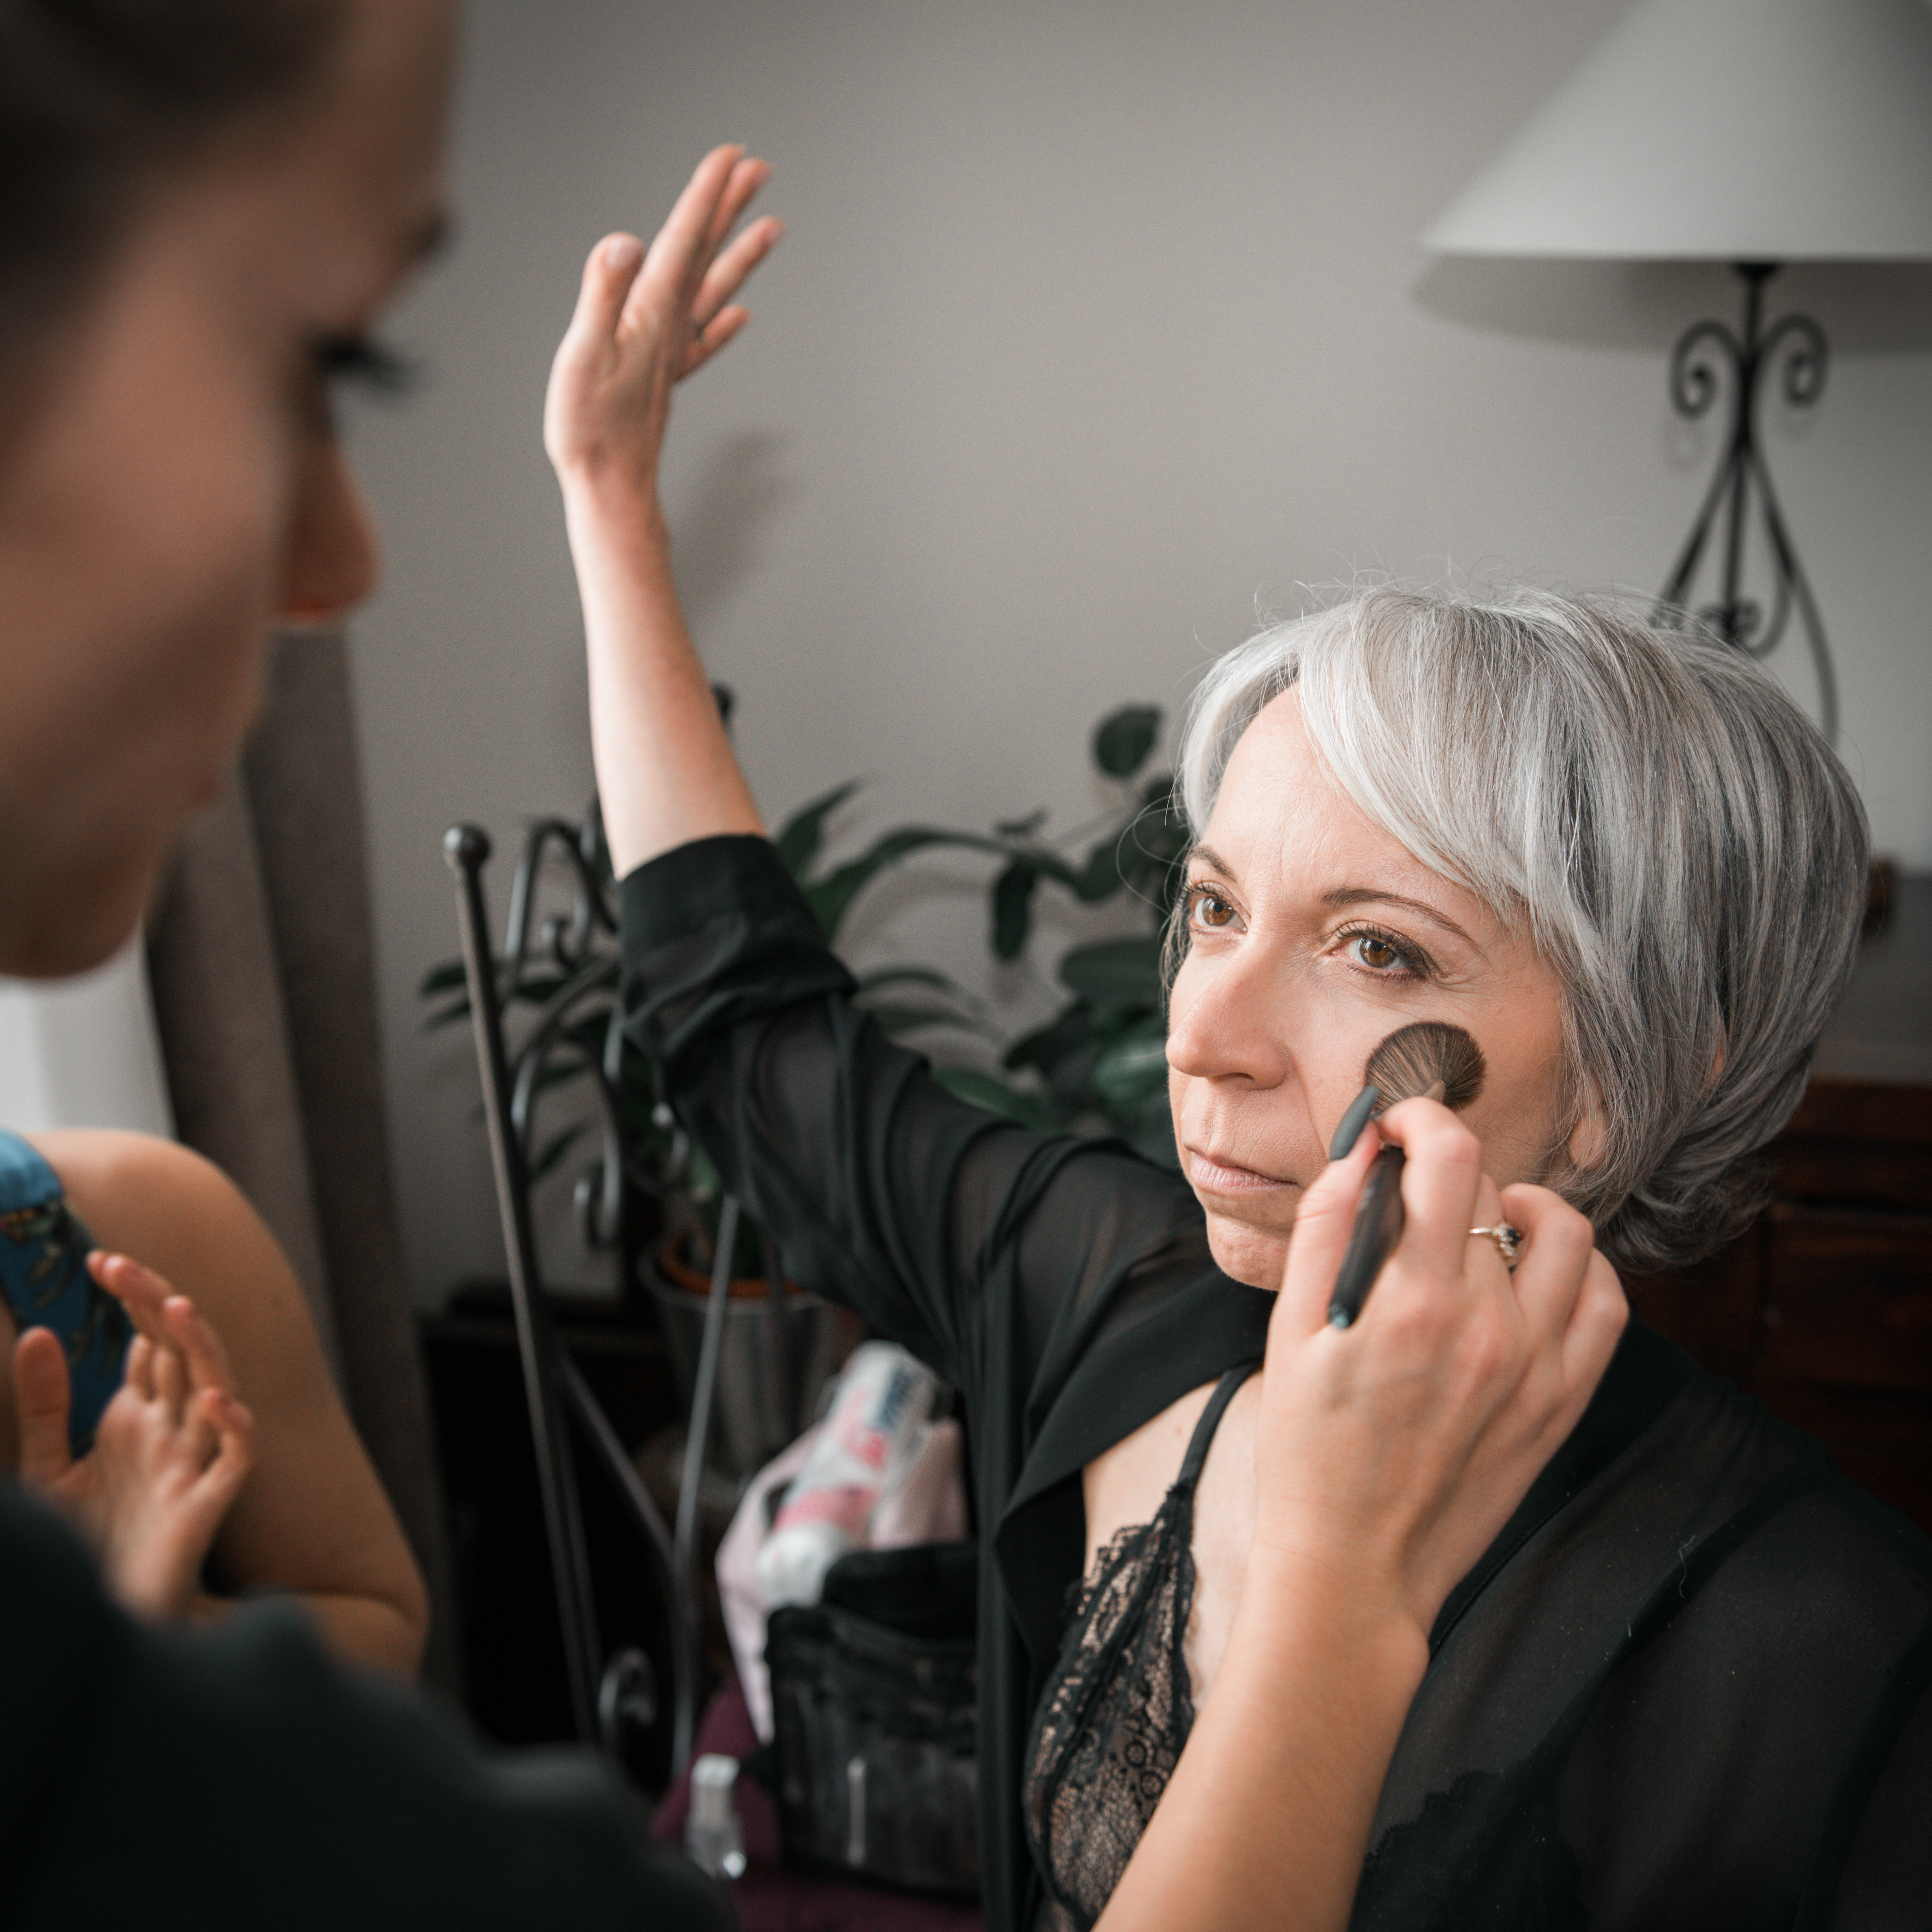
[622,834,1932,1932]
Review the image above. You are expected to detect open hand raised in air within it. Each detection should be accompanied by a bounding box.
[545,144,783,503]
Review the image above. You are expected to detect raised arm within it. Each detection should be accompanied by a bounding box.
[544,144,782,877]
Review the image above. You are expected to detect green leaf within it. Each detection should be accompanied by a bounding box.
[806,826,1007,943]
[992,859,1038,960]
[864,1002,986,1038]
[1074,839,1124,904]
[773,781,861,881]
[1003,1003,1093,1076]
[529,1121,588,1184]
[1093,704,1162,779]
[1123,1099,1181,1168]
[418,959,469,998]
[855,966,966,997]
[1058,934,1165,1009]
[1090,1021,1171,1108]
[996,808,1048,839]
[934,1067,1062,1135]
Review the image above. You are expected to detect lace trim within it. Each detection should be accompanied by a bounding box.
[1023,1484,1201,1932]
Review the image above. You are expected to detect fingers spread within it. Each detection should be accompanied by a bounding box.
[646,143,750,293]
[706,154,772,253]
[125,1332,156,1402]
[567,231,646,356]
[151,1335,187,1424]
[693,214,783,330]
[162,1295,238,1403]
[13,1329,73,1485]
[202,1390,256,1479]
[90,1252,174,1349]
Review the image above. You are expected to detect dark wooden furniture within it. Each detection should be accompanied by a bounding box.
[420,1287,685,1772]
[1628,874,1932,1536]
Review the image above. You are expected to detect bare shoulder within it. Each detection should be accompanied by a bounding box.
[29,1128,251,1233]
[1081,1378,1220,1570]
[25,1130,312,1358]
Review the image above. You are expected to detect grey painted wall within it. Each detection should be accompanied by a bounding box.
[346,0,1932,1304]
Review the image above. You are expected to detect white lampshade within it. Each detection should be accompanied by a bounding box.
[1425,0,1932,259]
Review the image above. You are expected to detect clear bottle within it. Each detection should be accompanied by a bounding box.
[684,1753,747,1880]
[755,1342,942,1607]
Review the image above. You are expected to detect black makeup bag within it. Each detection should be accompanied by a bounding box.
[764,1540,979,1899]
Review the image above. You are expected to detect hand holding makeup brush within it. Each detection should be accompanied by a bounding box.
[1249,1093,1625,1639]
[1093,1101,1625,1932]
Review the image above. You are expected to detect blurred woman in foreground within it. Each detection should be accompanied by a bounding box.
[0,3,726,1922]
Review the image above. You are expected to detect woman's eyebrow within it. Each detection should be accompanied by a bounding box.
[1320,885,1482,953]
[1185,843,1237,881]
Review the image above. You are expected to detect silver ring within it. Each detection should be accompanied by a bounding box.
[1468,1223,1521,1270]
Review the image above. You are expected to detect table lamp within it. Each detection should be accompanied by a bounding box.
[1424,0,1932,741]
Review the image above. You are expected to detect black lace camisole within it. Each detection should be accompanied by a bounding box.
[1023,1365,1256,1932]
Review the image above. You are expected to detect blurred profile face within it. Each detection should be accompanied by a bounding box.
[0,0,456,976]
[1165,690,1591,1293]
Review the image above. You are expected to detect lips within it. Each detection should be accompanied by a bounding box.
[1185,1146,1297,1195]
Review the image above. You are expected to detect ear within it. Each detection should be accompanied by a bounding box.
[1565,1077,1609,1172]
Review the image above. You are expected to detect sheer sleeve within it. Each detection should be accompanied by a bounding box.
[619,834,1230,1411]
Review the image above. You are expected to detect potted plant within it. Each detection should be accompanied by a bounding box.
[422,702,1185,1471]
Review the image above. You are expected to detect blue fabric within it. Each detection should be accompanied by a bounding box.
[0,1131,131,1455]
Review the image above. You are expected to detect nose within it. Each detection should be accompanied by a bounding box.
[278,437,380,623]
[1165,942,1294,1088]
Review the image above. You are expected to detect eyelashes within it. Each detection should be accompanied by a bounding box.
[1182,884,1435,982]
[1335,922,1432,982]
[1183,881,1237,931]
[311,332,418,396]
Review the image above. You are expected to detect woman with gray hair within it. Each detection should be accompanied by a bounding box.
[1178,584,1869,1279]
[568,153,1929,1932]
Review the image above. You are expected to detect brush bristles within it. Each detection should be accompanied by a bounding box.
[1365,1020,1486,1114]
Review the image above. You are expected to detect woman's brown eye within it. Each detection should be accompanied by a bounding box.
[1191,888,1234,929]
[1349,930,1413,973]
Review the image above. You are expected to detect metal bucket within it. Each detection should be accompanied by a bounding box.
[642,1251,863,1482]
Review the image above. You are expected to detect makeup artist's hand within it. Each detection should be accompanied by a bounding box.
[1248,1098,1626,1641]
[544,144,783,510]
[15,1253,255,1622]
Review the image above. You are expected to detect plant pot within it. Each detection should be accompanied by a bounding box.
[642,1244,863,1483]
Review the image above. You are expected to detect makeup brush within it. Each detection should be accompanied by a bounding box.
[1326,1021,1487,1329]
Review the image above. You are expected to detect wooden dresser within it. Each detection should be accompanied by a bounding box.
[1627,874,1932,1536]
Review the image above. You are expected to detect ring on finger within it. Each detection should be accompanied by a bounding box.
[1468,1223,1522,1270]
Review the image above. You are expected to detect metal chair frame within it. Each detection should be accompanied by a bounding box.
[443,808,737,1778]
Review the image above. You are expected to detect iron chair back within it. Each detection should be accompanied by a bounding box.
[442,808,739,1778]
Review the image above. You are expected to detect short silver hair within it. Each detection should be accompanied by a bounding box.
[1174,584,1868,1274]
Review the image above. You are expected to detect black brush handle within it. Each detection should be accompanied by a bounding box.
[1327,1144,1405,1329]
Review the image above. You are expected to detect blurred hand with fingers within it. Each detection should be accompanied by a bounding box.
[13,1251,255,1623]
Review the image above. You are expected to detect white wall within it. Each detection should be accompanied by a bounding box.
[0,940,174,1138]
[347,0,1932,1305]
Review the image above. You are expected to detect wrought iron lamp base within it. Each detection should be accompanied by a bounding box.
[1655,262,1837,742]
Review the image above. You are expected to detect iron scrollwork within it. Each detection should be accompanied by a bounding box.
[1655,262,1837,741]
